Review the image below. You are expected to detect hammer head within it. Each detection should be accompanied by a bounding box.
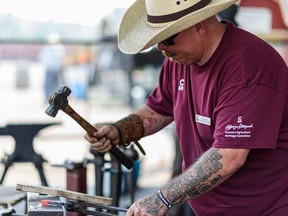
[45,85,72,117]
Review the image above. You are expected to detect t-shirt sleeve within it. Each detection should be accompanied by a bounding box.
[213,84,286,149]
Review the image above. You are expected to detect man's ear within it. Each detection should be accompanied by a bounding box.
[195,23,202,32]
[194,21,206,38]
[194,21,206,32]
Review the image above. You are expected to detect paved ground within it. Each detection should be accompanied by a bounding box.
[0,61,176,214]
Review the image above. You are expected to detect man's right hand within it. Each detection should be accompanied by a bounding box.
[84,124,120,153]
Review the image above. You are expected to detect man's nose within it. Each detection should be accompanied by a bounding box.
[156,42,165,51]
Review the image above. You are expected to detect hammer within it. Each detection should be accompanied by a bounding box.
[45,85,133,170]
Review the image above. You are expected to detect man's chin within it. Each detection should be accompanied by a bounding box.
[162,50,174,58]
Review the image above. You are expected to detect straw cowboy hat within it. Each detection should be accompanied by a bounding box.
[118,0,239,54]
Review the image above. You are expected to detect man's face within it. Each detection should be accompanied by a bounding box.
[157,25,204,65]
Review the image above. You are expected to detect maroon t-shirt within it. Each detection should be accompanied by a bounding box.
[147,21,288,215]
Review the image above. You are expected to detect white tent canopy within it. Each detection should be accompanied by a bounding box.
[0,0,135,26]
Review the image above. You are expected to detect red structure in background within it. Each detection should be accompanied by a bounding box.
[240,0,287,29]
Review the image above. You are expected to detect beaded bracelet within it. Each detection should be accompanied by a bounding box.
[158,190,173,209]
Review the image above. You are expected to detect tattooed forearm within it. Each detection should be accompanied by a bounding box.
[136,193,168,215]
[136,104,173,136]
[162,148,224,204]
[142,115,158,129]
[197,174,223,192]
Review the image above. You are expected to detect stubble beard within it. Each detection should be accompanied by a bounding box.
[162,50,175,62]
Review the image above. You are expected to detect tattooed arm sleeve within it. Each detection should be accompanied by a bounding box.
[161,147,250,205]
[135,104,174,136]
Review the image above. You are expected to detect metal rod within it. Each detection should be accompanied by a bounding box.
[65,200,128,215]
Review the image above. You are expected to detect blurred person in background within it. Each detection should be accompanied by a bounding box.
[85,0,288,215]
[38,32,66,102]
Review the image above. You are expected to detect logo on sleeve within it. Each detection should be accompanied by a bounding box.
[224,116,253,138]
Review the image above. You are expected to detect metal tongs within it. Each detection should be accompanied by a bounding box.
[42,199,128,216]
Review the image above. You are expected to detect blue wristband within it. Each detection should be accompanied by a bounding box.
[158,190,173,209]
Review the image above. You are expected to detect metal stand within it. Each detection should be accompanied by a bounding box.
[65,160,87,216]
[0,122,60,186]
[87,145,139,214]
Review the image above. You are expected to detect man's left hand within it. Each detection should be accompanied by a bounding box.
[126,193,169,216]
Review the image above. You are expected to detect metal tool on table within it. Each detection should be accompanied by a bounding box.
[45,85,134,170]
[17,183,127,216]
[42,199,127,216]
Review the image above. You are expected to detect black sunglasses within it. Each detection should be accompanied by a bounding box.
[161,33,179,46]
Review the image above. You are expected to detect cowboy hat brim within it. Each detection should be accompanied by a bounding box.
[118,0,238,54]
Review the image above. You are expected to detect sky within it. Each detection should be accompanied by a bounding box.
[0,0,135,25]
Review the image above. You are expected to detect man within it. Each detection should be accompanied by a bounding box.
[85,0,288,215]
[38,32,66,102]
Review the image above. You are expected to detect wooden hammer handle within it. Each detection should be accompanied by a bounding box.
[63,105,133,169]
